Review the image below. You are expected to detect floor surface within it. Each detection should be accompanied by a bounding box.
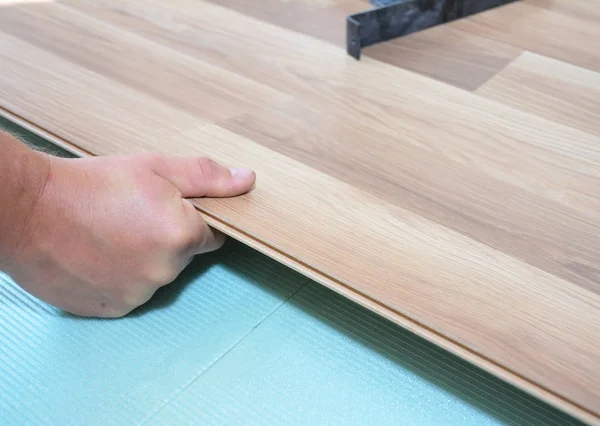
[0,1,599,421]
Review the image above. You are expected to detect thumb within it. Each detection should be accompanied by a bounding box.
[150,155,256,198]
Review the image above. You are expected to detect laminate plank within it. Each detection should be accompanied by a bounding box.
[203,0,367,46]
[477,51,600,138]
[525,0,600,22]
[0,4,290,123]
[1,1,600,422]
[0,32,208,157]
[364,18,522,91]
[198,0,522,91]
[67,0,520,92]
[221,97,600,293]
[59,0,352,97]
[457,2,600,72]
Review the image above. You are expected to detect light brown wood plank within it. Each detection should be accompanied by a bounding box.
[525,0,600,22]
[477,51,600,138]
[457,1,600,72]
[1,1,600,422]
[59,0,362,97]
[201,0,523,91]
[364,17,522,91]
[67,0,521,92]
[0,3,290,123]
[221,96,600,293]
[203,0,367,46]
[0,32,210,157]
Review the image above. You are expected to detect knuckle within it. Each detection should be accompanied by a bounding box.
[136,152,162,166]
[121,287,145,307]
[118,283,158,312]
[196,156,215,183]
[163,223,195,252]
[146,265,180,287]
[136,152,169,173]
[145,152,164,163]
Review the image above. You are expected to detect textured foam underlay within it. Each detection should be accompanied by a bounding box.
[0,241,580,425]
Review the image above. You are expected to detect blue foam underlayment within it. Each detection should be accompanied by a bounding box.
[0,243,582,426]
[0,241,308,425]
[0,117,583,425]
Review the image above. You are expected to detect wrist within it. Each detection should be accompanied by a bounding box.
[0,132,52,272]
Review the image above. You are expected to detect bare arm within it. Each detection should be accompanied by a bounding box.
[0,131,255,317]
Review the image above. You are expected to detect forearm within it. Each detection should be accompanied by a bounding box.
[0,131,51,271]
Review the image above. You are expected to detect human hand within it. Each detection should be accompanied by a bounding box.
[8,152,255,318]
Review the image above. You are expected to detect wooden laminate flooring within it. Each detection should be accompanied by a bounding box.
[0,1,599,423]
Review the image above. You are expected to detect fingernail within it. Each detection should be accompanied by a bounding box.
[230,168,253,179]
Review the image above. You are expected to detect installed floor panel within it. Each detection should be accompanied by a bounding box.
[0,1,599,422]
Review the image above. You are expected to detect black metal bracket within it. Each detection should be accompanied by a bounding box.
[347,0,517,59]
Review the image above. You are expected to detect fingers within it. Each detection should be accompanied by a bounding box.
[181,199,227,256]
[149,155,256,198]
[196,225,227,255]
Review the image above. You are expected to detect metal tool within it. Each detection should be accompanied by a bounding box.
[347,0,517,59]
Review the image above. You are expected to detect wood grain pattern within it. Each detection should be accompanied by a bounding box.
[1,0,599,423]
[525,0,600,22]
[457,1,600,73]
[58,0,352,97]
[0,5,290,123]
[477,51,600,138]
[203,0,368,46]
[221,96,600,291]
[365,16,523,90]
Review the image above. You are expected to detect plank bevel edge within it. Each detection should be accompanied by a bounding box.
[1,107,597,426]
[0,108,90,157]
